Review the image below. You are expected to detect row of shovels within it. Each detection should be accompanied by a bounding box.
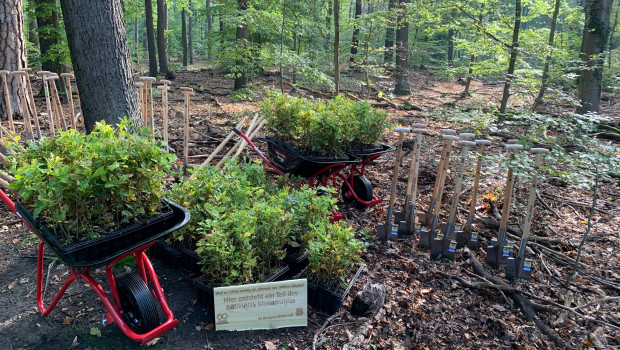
[377,126,549,280]
[0,69,81,141]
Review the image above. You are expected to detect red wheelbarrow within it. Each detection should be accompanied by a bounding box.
[233,128,393,209]
[0,189,189,345]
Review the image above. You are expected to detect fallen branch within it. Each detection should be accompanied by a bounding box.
[480,218,561,245]
[461,248,572,349]
[313,311,344,350]
[536,190,562,219]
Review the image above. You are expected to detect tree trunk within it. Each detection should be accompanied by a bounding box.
[144,0,158,76]
[35,0,62,73]
[333,0,340,95]
[156,0,168,74]
[463,54,475,96]
[189,0,194,64]
[206,0,212,59]
[393,0,410,95]
[59,0,140,132]
[134,17,139,62]
[607,1,618,69]
[0,0,27,120]
[350,0,361,62]
[384,0,396,64]
[498,0,521,123]
[234,0,249,90]
[532,0,560,112]
[326,0,332,50]
[577,0,612,114]
[28,20,39,48]
[447,28,454,64]
[182,8,188,67]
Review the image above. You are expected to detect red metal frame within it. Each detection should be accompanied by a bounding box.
[233,128,384,208]
[1,189,179,345]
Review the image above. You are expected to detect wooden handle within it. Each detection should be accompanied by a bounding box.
[388,131,406,206]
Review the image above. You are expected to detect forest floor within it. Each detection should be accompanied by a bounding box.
[0,66,619,350]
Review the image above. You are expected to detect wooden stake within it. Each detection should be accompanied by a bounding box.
[216,114,261,168]
[20,68,41,138]
[180,87,195,170]
[0,70,14,131]
[10,71,34,141]
[136,82,145,124]
[37,71,55,136]
[0,123,25,152]
[144,77,156,134]
[60,73,76,129]
[44,76,64,132]
[158,79,172,144]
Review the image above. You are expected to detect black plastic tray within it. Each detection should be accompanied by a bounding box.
[283,251,310,279]
[16,198,190,267]
[193,264,290,309]
[307,264,364,314]
[266,137,360,178]
[149,241,182,269]
[346,144,394,158]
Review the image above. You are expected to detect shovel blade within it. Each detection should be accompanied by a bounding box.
[485,244,500,267]
[466,231,479,249]
[418,229,433,249]
[430,237,443,260]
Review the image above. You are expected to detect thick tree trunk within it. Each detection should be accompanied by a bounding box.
[28,20,39,48]
[189,0,194,64]
[462,54,475,96]
[234,0,249,90]
[182,8,188,67]
[59,0,140,132]
[0,0,26,120]
[134,17,139,61]
[350,0,361,62]
[384,0,396,64]
[156,0,168,73]
[498,0,521,123]
[447,28,454,64]
[35,0,62,73]
[144,0,158,76]
[333,0,340,95]
[577,0,612,114]
[206,0,212,59]
[393,0,410,95]
[532,0,560,112]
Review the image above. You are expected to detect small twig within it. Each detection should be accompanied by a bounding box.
[572,296,620,311]
[536,189,562,219]
[313,311,344,350]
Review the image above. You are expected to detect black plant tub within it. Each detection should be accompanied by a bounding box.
[307,264,365,314]
[345,144,394,158]
[193,264,290,309]
[149,241,183,269]
[283,251,310,279]
[15,198,190,267]
[265,137,360,178]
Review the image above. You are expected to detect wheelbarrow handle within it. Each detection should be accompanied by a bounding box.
[0,188,16,214]
[232,128,285,176]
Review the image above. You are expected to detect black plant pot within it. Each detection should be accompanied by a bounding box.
[283,251,310,279]
[181,248,205,274]
[193,264,290,309]
[149,241,182,269]
[307,264,364,314]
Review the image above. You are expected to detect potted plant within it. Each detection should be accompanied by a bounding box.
[7,120,179,264]
[304,221,365,314]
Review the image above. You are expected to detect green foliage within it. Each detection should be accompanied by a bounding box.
[261,93,390,156]
[307,221,364,290]
[8,120,175,244]
[167,160,343,287]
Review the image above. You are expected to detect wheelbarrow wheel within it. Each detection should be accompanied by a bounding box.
[341,175,373,208]
[116,271,161,334]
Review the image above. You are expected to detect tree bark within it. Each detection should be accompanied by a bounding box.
[28,20,39,49]
[0,0,27,120]
[447,28,454,64]
[206,0,212,59]
[234,0,249,90]
[498,0,521,123]
[350,0,361,62]
[326,0,333,50]
[532,0,560,112]
[333,0,340,95]
[182,8,188,67]
[35,0,62,73]
[156,0,168,73]
[134,17,139,61]
[144,0,158,76]
[577,0,612,114]
[393,0,410,95]
[59,0,140,132]
[189,0,194,65]
[384,0,396,64]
